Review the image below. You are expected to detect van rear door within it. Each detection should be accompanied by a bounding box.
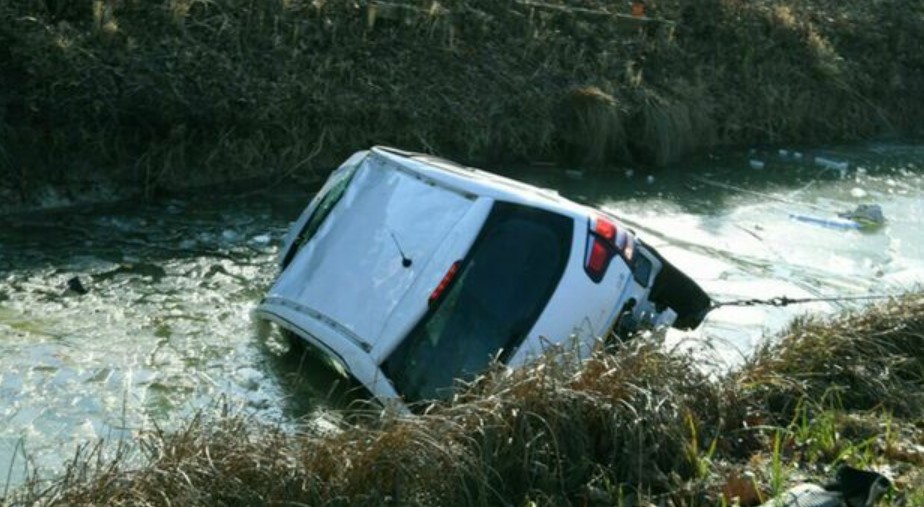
[642,241,712,329]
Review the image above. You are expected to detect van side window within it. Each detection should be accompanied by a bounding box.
[281,163,360,268]
[632,253,653,287]
[382,202,573,403]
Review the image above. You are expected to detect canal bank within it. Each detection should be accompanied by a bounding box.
[2,0,923,210]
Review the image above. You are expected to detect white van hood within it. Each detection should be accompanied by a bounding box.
[266,157,481,355]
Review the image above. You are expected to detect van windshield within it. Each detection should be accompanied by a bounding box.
[382,202,573,403]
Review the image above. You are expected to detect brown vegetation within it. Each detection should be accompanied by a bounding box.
[1,0,923,204]
[5,294,923,506]
[738,297,924,420]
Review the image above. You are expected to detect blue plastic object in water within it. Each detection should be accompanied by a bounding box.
[790,213,862,230]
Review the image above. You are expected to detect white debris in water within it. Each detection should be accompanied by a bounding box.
[814,156,849,173]
[646,175,655,184]
[222,230,240,241]
[749,159,765,170]
[793,152,803,159]
[778,149,789,157]
[850,187,868,198]
[624,168,635,178]
[250,234,271,245]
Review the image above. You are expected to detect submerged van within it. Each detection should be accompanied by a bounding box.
[255,147,710,406]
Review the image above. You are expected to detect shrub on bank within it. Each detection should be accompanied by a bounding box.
[738,294,924,419]
[6,294,923,505]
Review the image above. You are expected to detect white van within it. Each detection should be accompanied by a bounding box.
[255,147,710,406]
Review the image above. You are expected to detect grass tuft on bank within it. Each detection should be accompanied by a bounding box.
[4,294,923,506]
[739,294,924,420]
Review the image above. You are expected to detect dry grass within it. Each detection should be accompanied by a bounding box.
[556,86,628,167]
[737,294,924,419]
[1,0,922,205]
[5,294,923,506]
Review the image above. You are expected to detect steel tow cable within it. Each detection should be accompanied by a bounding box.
[708,294,897,313]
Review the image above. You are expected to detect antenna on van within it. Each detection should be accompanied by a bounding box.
[388,230,413,268]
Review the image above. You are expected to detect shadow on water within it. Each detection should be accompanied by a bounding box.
[0,190,311,274]
[255,323,377,419]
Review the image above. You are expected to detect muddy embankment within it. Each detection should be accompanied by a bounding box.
[1,0,923,210]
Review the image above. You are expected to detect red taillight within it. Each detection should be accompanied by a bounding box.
[429,261,461,306]
[584,216,635,283]
[586,239,610,274]
[595,217,616,242]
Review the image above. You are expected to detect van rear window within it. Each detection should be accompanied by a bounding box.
[382,202,573,403]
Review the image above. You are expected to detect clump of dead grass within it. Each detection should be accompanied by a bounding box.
[556,86,629,167]
[736,294,924,420]
[627,80,716,167]
[441,339,725,500]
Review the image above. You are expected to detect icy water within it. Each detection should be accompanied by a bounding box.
[1,143,922,486]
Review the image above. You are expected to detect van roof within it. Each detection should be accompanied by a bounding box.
[370,146,592,219]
